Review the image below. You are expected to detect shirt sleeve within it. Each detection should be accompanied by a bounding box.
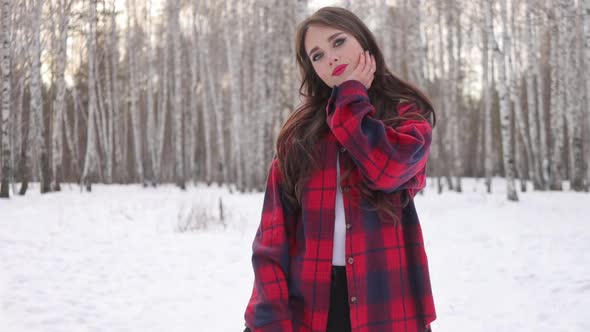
[326,79,432,194]
[244,158,293,332]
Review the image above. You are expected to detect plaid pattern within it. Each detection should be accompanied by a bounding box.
[244,80,436,332]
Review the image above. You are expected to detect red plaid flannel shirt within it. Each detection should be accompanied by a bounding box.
[244,80,436,332]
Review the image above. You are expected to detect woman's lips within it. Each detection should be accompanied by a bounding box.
[332,64,348,76]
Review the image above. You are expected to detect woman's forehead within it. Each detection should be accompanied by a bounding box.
[304,25,346,51]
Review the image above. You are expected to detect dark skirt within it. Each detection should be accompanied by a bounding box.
[244,266,431,332]
[326,265,352,332]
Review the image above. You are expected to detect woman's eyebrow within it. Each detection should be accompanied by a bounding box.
[308,32,344,57]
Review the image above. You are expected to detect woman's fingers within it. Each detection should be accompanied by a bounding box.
[346,51,375,89]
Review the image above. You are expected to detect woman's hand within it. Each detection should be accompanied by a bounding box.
[342,50,375,89]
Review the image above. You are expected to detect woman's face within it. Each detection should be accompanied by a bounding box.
[304,24,365,88]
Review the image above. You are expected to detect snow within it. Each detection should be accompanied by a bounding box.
[0,179,589,332]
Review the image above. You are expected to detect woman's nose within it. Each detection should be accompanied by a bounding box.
[329,58,339,66]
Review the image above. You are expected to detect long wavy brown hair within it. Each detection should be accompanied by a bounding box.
[276,6,436,225]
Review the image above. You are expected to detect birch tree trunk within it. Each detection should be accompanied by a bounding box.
[187,1,198,182]
[485,0,518,201]
[224,1,243,192]
[549,4,565,190]
[239,1,254,189]
[536,13,550,189]
[408,0,425,89]
[524,1,543,190]
[436,0,453,191]
[112,5,124,182]
[101,6,116,184]
[145,0,156,184]
[67,84,82,176]
[0,0,11,198]
[28,0,50,193]
[170,1,185,189]
[201,3,228,186]
[81,0,99,191]
[154,20,169,184]
[253,3,270,188]
[127,0,144,185]
[51,0,71,191]
[451,1,463,192]
[567,1,588,191]
[509,0,533,190]
[482,0,494,193]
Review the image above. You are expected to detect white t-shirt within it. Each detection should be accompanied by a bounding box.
[332,152,346,266]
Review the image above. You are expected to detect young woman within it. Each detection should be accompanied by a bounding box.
[243,6,437,332]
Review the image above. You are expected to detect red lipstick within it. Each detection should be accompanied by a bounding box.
[332,64,348,76]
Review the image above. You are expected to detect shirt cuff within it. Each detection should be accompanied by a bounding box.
[250,320,293,332]
[335,79,368,97]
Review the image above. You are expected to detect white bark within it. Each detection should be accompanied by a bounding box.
[146,0,156,184]
[196,3,213,185]
[201,2,227,186]
[376,0,393,71]
[154,19,169,183]
[170,1,184,189]
[409,0,425,89]
[509,0,533,189]
[536,12,550,189]
[524,1,543,190]
[188,1,198,182]
[1,0,12,197]
[485,0,518,200]
[224,1,243,191]
[290,0,308,109]
[451,1,463,192]
[102,6,116,184]
[549,4,565,190]
[29,0,50,193]
[67,84,82,175]
[112,5,124,182]
[567,1,587,191]
[50,0,71,191]
[127,0,143,184]
[81,0,99,191]
[253,3,270,188]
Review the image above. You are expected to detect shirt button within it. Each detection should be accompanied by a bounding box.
[347,257,354,264]
[350,296,357,304]
[340,147,346,152]
[346,223,352,229]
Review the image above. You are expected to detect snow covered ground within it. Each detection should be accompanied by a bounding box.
[0,179,588,332]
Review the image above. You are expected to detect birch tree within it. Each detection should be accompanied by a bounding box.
[111,3,124,182]
[567,1,588,192]
[0,0,12,198]
[27,0,51,194]
[170,0,184,189]
[524,0,543,190]
[223,1,243,192]
[484,0,518,201]
[101,5,116,184]
[50,0,72,191]
[549,4,565,190]
[145,0,156,184]
[81,0,99,191]
[509,0,533,191]
[127,0,144,185]
[535,2,552,190]
[154,16,170,184]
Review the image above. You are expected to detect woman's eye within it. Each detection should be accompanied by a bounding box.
[334,38,345,47]
[312,53,323,62]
